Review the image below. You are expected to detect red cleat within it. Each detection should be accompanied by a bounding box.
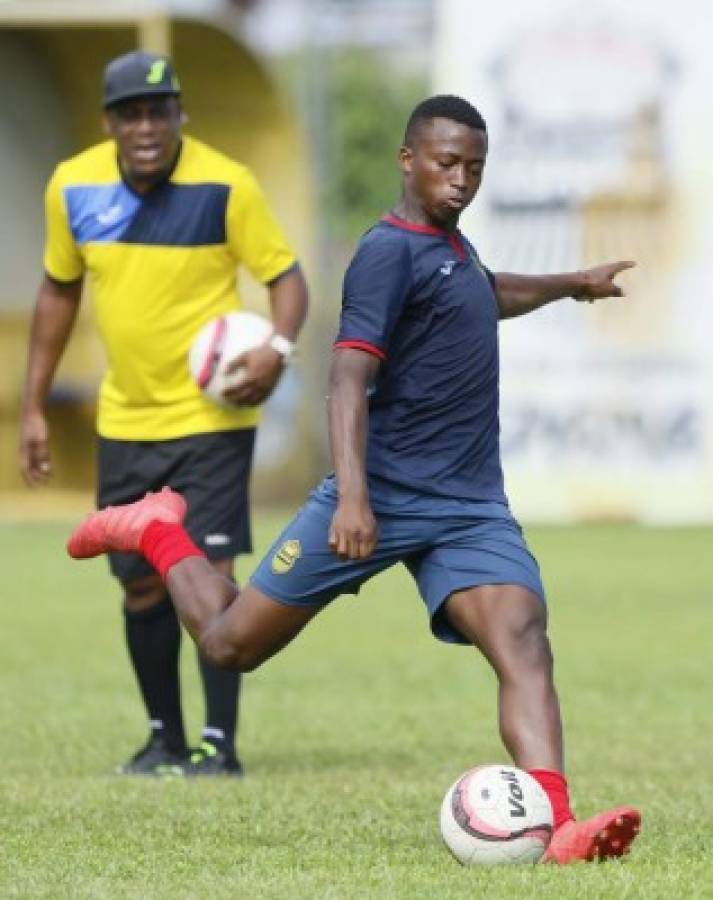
[67,487,187,558]
[541,807,641,864]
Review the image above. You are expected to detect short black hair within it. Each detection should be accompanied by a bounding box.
[404,95,486,146]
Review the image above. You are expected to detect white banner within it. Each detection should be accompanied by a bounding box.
[434,0,713,521]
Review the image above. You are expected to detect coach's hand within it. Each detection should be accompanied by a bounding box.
[222,345,284,406]
[329,497,378,560]
[572,261,636,302]
[19,409,52,486]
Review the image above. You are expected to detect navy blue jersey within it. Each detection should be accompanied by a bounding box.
[334,213,505,503]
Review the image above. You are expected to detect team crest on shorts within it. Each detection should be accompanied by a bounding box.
[271,539,302,574]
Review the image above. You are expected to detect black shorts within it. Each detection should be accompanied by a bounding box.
[96,429,255,583]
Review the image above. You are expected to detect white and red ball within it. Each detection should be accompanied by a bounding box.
[189,311,273,406]
[440,765,553,865]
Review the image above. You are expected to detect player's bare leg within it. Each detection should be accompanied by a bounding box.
[444,584,640,863]
[67,488,322,672]
[165,557,320,671]
[444,584,562,772]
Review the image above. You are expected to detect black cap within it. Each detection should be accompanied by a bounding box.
[103,50,180,108]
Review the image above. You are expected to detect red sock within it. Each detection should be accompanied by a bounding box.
[528,769,575,829]
[140,520,205,580]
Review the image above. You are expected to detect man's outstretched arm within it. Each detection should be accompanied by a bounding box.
[493,261,635,320]
[327,348,381,560]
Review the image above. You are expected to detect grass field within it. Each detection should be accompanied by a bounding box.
[1,513,712,899]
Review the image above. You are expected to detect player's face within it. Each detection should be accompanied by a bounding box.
[399,119,487,228]
[104,96,183,189]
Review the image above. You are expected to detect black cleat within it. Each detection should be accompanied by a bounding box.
[116,734,188,776]
[185,740,244,777]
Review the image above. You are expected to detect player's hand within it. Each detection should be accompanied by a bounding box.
[572,261,636,302]
[328,497,378,560]
[222,344,284,406]
[19,409,52,486]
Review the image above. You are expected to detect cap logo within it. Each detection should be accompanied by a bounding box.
[146,59,168,84]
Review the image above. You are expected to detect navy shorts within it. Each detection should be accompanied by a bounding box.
[97,429,255,582]
[250,477,545,644]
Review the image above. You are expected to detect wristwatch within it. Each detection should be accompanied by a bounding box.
[268,333,296,363]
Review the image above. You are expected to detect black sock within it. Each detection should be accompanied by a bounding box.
[123,594,187,754]
[197,650,241,759]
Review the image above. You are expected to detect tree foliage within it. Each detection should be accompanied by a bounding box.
[326,52,426,243]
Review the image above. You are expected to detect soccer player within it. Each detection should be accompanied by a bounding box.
[67,94,641,861]
[20,51,308,776]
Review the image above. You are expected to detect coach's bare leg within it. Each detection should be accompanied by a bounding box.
[165,556,321,672]
[444,584,563,772]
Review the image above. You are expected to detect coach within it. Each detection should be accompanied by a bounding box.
[19,50,308,776]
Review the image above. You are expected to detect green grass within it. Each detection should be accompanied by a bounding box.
[1,515,712,898]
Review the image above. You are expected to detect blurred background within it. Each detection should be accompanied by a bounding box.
[1,0,712,523]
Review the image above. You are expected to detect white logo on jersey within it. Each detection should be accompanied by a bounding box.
[204,533,230,546]
[440,260,457,276]
[96,204,122,226]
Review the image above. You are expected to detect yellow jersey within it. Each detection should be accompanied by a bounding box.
[43,135,296,439]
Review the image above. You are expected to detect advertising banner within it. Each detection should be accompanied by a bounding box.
[434,0,713,521]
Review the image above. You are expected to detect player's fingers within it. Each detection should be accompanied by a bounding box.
[357,525,375,558]
[333,530,349,559]
[358,536,375,559]
[611,260,636,275]
[328,524,338,550]
[347,529,367,559]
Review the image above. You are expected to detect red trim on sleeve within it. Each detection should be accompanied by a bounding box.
[334,340,387,361]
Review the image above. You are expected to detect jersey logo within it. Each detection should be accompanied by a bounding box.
[271,539,301,574]
[440,259,457,276]
[204,533,230,547]
[95,204,123,226]
[146,60,168,84]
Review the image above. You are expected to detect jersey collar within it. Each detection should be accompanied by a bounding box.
[382,213,466,260]
[382,212,452,236]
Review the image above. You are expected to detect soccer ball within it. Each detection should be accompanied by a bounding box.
[440,765,553,865]
[189,311,273,406]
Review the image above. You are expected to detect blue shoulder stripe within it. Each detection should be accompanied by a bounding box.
[64,184,141,244]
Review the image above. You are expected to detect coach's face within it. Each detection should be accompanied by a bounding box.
[104,95,183,190]
[399,118,487,228]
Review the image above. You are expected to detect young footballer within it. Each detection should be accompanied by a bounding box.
[67,95,640,861]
